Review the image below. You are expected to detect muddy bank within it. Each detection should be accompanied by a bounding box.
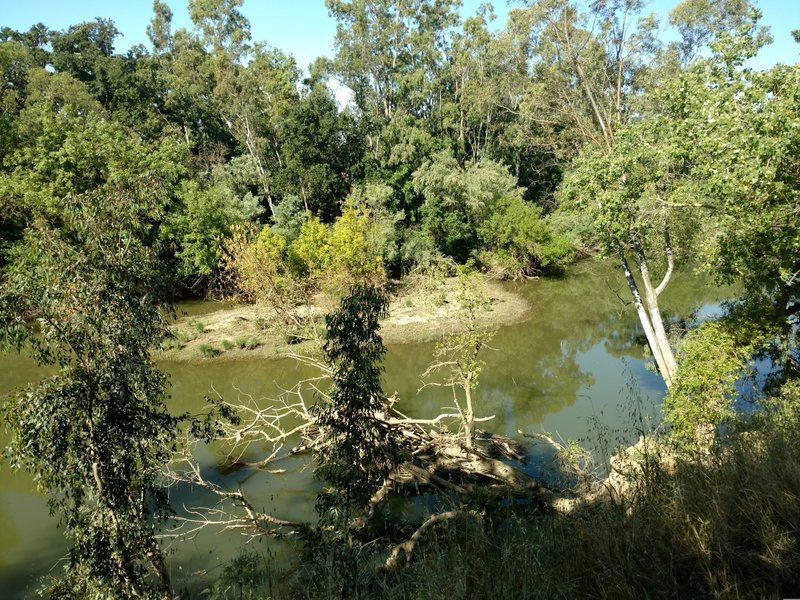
[159,277,532,362]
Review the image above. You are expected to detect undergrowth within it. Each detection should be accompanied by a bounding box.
[274,403,800,600]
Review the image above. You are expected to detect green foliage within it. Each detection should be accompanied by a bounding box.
[310,283,405,595]
[233,336,259,350]
[208,550,271,600]
[314,284,403,519]
[478,195,573,277]
[287,215,329,278]
[414,151,519,262]
[271,194,307,242]
[293,406,800,599]
[663,322,745,449]
[198,343,221,357]
[163,176,262,278]
[0,171,176,596]
[414,151,573,272]
[221,223,296,302]
[243,336,260,350]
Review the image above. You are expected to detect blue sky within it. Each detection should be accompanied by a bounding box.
[1,0,796,71]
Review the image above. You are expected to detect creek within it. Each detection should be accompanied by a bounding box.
[0,259,732,597]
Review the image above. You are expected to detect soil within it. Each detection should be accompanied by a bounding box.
[158,276,532,362]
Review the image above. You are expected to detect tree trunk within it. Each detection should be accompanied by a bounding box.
[615,240,675,388]
[633,236,678,385]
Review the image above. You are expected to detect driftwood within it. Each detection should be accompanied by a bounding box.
[167,379,565,541]
[166,337,656,564]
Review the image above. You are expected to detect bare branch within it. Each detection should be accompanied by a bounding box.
[385,510,483,570]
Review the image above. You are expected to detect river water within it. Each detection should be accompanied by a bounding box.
[0,259,732,597]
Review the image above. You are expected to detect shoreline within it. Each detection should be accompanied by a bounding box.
[158,277,533,363]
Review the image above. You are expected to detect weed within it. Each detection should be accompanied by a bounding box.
[198,344,220,358]
[187,318,206,334]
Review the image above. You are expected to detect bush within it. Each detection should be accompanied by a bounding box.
[221,223,295,302]
[287,215,330,278]
[478,196,573,278]
[663,321,746,450]
[198,344,220,358]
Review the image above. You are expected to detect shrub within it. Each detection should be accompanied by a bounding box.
[663,321,745,450]
[478,196,573,277]
[198,344,220,358]
[287,216,330,278]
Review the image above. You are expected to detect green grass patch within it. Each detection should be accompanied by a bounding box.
[198,343,220,358]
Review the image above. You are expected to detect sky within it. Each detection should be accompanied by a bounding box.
[0,0,797,72]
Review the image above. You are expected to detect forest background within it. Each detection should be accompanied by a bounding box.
[0,0,799,598]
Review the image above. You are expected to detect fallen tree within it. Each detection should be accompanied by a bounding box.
[165,279,636,568]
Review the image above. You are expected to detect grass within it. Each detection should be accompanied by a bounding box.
[162,327,199,351]
[221,339,235,351]
[280,405,800,600]
[187,318,206,334]
[198,343,221,358]
[235,336,260,350]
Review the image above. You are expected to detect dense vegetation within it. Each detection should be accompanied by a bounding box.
[0,0,798,597]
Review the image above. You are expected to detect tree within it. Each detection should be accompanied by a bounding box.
[311,284,405,593]
[0,111,182,596]
[561,10,794,389]
[314,284,403,518]
[273,83,363,221]
[326,0,459,164]
[49,18,123,108]
[422,271,494,448]
[161,169,262,282]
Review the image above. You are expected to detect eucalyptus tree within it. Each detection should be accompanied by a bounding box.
[273,83,365,221]
[326,0,459,163]
[562,11,790,388]
[446,6,526,165]
[186,0,302,218]
[0,75,185,596]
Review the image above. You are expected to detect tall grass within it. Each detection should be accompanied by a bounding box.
[280,411,800,599]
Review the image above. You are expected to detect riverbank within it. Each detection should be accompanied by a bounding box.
[159,276,532,362]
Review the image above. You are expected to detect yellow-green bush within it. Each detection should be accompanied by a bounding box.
[287,215,330,277]
[325,202,385,281]
[221,223,290,301]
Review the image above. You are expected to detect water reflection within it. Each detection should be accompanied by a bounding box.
[0,259,733,597]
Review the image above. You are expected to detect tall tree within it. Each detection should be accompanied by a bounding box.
[326,0,459,161]
[561,11,787,388]
[0,87,183,596]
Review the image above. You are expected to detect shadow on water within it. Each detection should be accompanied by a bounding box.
[0,259,736,597]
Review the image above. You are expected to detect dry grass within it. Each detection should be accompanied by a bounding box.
[281,412,800,600]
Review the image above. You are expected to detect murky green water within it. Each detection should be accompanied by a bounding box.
[0,259,731,597]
